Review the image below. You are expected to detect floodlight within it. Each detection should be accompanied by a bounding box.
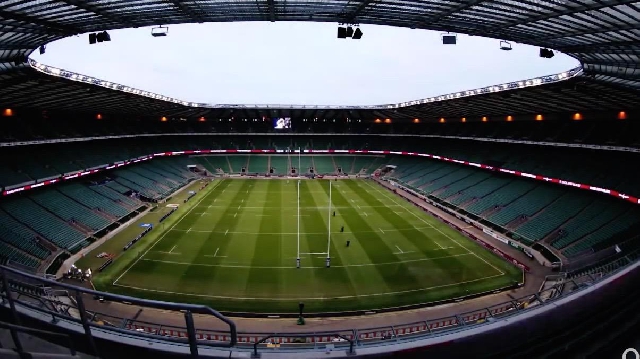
[540,48,554,58]
[441,33,456,45]
[337,27,347,38]
[352,27,363,39]
[500,40,512,51]
[96,31,111,43]
[152,25,169,37]
[346,26,354,37]
[89,33,97,44]
[39,45,46,55]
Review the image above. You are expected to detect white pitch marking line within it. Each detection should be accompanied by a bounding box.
[169,245,176,254]
[170,226,433,235]
[357,205,361,209]
[225,229,228,236]
[242,199,244,203]
[363,212,368,217]
[138,252,479,271]
[112,179,225,285]
[364,181,505,275]
[187,228,191,234]
[238,205,241,210]
[395,245,403,254]
[214,248,219,257]
[379,228,385,234]
[114,271,504,301]
[234,212,238,218]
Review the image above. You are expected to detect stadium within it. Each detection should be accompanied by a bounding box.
[0,1,639,358]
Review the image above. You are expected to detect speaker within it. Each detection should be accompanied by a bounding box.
[442,35,456,45]
[352,28,363,39]
[337,27,347,39]
[89,33,97,44]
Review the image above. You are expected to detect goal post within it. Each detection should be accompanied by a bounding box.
[326,180,332,268]
[296,179,301,269]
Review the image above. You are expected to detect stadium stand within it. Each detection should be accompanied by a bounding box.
[269,156,290,174]
[228,156,249,173]
[0,210,50,260]
[298,156,314,173]
[0,197,87,250]
[515,193,594,243]
[90,184,142,210]
[313,156,336,174]
[332,156,351,174]
[58,184,130,218]
[29,190,110,232]
[248,155,269,173]
[387,155,640,258]
[352,156,380,174]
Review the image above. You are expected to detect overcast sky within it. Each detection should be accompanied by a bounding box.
[32,22,579,106]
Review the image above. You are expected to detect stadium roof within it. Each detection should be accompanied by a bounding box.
[0,0,639,120]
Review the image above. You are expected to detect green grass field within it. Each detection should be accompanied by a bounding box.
[92,178,522,313]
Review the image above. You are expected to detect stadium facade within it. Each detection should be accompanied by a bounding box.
[0,1,640,358]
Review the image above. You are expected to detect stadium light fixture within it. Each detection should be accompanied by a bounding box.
[441,33,457,45]
[97,31,111,43]
[346,26,354,37]
[506,115,513,122]
[439,118,445,123]
[500,41,512,51]
[3,108,13,117]
[337,27,347,38]
[618,111,627,120]
[573,113,583,121]
[413,118,420,123]
[89,31,111,44]
[152,25,169,37]
[384,118,391,123]
[352,27,363,39]
[539,48,554,58]
[535,114,543,121]
[461,117,466,123]
[482,116,488,122]
[96,113,102,120]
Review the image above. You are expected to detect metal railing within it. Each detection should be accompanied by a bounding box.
[0,247,638,357]
[0,319,78,358]
[0,265,237,357]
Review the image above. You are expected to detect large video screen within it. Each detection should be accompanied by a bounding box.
[273,117,291,130]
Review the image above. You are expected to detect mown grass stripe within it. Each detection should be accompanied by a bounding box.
[322,180,424,292]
